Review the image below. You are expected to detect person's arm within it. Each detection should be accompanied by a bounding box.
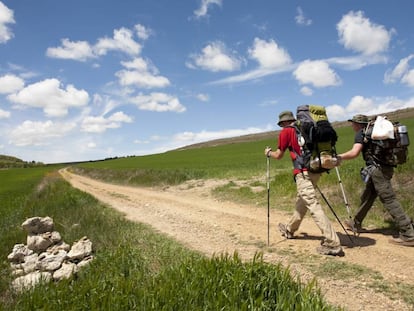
[338,143,363,160]
[265,148,285,160]
[264,127,290,160]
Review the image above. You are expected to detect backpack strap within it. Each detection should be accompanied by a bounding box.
[286,124,310,172]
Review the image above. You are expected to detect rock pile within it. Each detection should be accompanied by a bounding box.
[7,216,94,292]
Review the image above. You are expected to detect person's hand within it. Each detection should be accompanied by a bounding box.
[264,147,272,157]
[335,155,342,166]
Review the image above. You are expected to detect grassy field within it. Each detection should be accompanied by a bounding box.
[0,167,337,309]
[1,115,413,310]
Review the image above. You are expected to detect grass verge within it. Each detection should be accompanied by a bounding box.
[0,169,339,310]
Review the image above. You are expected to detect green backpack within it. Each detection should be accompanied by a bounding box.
[294,105,338,173]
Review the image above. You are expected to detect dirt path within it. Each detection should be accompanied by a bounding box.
[59,169,414,311]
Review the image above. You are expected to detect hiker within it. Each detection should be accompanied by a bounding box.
[338,114,414,246]
[264,111,343,256]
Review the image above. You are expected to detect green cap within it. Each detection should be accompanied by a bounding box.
[277,111,296,126]
[348,114,369,124]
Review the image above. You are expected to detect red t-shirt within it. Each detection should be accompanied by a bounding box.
[277,126,305,175]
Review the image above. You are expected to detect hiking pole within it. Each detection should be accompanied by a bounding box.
[335,167,357,236]
[266,152,270,246]
[315,184,355,245]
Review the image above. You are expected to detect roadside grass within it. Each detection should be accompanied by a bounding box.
[313,259,414,306]
[0,169,339,310]
[271,246,414,306]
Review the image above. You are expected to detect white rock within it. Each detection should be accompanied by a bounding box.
[50,231,62,244]
[53,261,78,281]
[48,241,71,253]
[67,236,92,261]
[21,253,39,274]
[27,234,53,253]
[7,244,33,263]
[12,271,52,292]
[22,216,54,234]
[36,250,67,272]
[77,255,94,269]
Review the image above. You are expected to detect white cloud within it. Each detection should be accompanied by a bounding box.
[7,78,89,117]
[81,111,133,133]
[9,120,76,146]
[210,38,294,85]
[248,38,292,69]
[108,111,133,123]
[130,92,186,113]
[293,60,341,88]
[134,139,150,144]
[384,55,414,87]
[171,126,270,148]
[325,104,346,121]
[46,27,142,61]
[326,95,414,121]
[196,93,209,102]
[401,69,414,87]
[295,7,312,26]
[0,74,24,93]
[326,54,388,70]
[0,2,15,43]
[347,95,375,113]
[337,11,392,55]
[135,24,152,40]
[300,86,313,96]
[46,39,95,61]
[259,99,278,107]
[0,108,10,118]
[116,57,170,88]
[94,27,141,56]
[188,41,242,72]
[193,0,222,18]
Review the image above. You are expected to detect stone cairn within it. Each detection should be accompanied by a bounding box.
[7,216,94,292]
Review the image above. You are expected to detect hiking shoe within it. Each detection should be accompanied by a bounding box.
[389,236,414,247]
[316,245,343,256]
[344,219,361,235]
[278,223,293,239]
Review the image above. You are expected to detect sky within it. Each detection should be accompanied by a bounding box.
[1,1,414,164]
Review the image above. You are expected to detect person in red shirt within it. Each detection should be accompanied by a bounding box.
[265,111,343,256]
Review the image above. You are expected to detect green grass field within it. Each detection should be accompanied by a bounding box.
[0,163,338,310]
[2,117,414,310]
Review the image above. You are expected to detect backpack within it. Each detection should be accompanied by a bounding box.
[294,105,338,173]
[363,116,410,166]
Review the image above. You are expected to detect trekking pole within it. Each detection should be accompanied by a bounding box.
[315,184,355,245]
[266,153,270,246]
[335,167,357,235]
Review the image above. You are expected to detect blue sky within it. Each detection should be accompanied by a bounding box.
[1,1,414,163]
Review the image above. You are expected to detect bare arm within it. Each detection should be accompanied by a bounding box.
[338,143,363,160]
[266,148,285,160]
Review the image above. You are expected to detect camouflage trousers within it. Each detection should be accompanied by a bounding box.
[355,165,414,239]
[286,171,341,247]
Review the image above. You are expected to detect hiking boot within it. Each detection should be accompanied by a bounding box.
[344,219,361,235]
[278,223,293,239]
[389,236,414,247]
[316,244,344,256]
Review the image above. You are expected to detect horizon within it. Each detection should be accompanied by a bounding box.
[1,1,414,163]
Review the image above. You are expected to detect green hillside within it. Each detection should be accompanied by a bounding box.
[0,154,44,168]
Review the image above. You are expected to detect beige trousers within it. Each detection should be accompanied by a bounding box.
[287,171,341,247]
